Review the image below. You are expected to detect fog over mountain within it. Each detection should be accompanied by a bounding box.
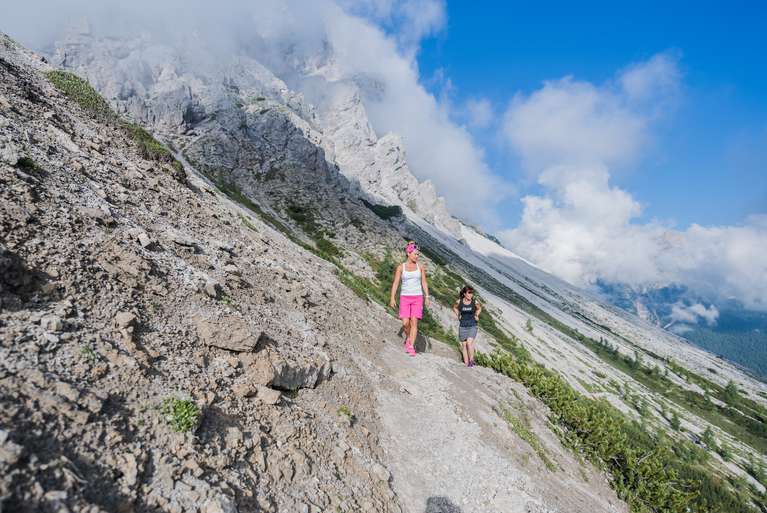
[4,0,510,228]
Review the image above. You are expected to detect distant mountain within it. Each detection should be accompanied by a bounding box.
[597,282,767,379]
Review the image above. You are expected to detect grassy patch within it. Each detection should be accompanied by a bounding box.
[46,70,184,174]
[161,397,201,433]
[80,344,97,363]
[499,405,557,471]
[46,70,115,121]
[337,405,355,424]
[122,122,181,170]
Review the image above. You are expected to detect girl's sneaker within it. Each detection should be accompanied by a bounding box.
[468,360,475,367]
[404,340,416,356]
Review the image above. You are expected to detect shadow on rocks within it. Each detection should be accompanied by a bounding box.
[425,496,463,513]
[0,245,57,312]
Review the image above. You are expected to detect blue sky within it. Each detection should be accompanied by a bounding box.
[415,1,767,228]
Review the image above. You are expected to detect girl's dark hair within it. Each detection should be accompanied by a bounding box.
[459,285,474,301]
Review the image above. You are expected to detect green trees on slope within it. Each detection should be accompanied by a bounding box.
[476,351,758,513]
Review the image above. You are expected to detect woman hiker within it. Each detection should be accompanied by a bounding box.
[453,285,481,367]
[389,241,431,357]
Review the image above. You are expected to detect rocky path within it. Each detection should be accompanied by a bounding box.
[357,338,627,513]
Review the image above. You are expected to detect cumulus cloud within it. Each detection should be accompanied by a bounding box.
[3,0,508,225]
[465,98,494,128]
[499,54,767,311]
[336,0,446,51]
[669,303,720,326]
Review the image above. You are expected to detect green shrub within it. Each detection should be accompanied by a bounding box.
[337,405,353,419]
[161,397,201,433]
[476,350,756,513]
[122,122,175,164]
[15,156,40,173]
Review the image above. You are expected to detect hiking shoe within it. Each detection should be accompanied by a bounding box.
[405,341,416,356]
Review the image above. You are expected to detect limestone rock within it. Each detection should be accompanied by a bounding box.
[193,315,261,352]
[80,206,115,226]
[0,429,23,465]
[40,314,64,332]
[254,385,281,405]
[270,353,332,391]
[115,311,137,329]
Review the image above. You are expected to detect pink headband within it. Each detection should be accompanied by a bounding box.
[406,243,417,254]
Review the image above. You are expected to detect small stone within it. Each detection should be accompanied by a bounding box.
[80,207,115,226]
[54,381,80,402]
[40,314,64,332]
[223,264,239,275]
[114,311,137,329]
[118,453,139,486]
[138,232,153,249]
[224,427,243,449]
[43,333,60,344]
[193,315,261,352]
[44,490,68,503]
[0,430,23,465]
[255,385,281,405]
[370,462,391,483]
[202,496,237,513]
[204,280,220,299]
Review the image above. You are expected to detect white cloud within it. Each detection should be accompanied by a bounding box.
[670,303,719,326]
[620,52,682,106]
[499,54,767,311]
[465,98,494,128]
[336,0,446,49]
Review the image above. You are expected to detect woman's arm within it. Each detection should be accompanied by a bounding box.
[389,264,402,308]
[452,301,460,319]
[475,300,482,321]
[421,265,430,307]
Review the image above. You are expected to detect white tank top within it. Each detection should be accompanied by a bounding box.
[400,262,423,296]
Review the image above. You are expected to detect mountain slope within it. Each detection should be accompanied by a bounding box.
[2,29,766,513]
[0,33,631,513]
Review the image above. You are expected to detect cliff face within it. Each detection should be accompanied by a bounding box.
[50,29,462,237]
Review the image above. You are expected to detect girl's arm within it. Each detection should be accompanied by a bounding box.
[475,299,482,321]
[421,265,430,307]
[389,264,402,308]
[452,301,460,319]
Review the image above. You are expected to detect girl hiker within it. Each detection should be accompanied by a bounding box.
[389,241,431,357]
[453,285,481,367]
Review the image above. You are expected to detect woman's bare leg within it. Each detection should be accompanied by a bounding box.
[461,341,469,365]
[402,318,410,338]
[408,317,418,344]
[467,338,475,363]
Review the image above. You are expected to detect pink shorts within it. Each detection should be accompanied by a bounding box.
[399,295,423,319]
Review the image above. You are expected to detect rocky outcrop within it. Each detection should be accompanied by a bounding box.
[49,30,463,238]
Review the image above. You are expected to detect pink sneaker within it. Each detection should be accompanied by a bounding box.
[404,340,416,356]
